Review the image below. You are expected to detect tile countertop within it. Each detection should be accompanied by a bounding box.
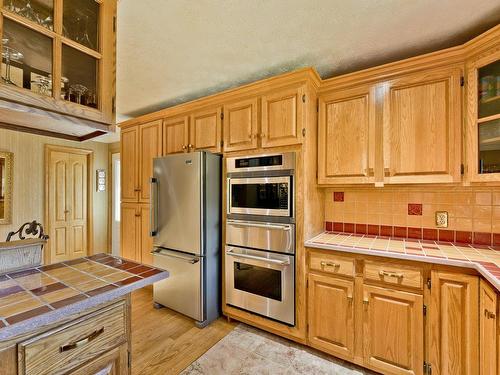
[306,232,500,292]
[0,253,168,342]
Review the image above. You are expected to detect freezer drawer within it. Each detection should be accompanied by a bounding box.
[152,248,203,321]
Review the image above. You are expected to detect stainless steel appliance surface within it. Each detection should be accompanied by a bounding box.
[226,219,295,254]
[225,245,295,325]
[151,151,221,328]
[226,153,295,222]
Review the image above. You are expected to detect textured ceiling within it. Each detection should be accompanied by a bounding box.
[115,0,500,123]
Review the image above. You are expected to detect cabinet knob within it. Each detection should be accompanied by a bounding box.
[134,188,141,192]
[485,309,496,319]
[135,213,141,217]
[188,144,194,149]
[182,145,187,150]
[261,133,266,138]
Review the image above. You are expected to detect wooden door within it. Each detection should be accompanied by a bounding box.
[479,279,497,375]
[223,98,259,152]
[120,126,139,202]
[140,204,153,265]
[47,148,89,263]
[428,271,479,375]
[139,120,162,202]
[189,107,222,153]
[318,85,376,184]
[383,67,462,184]
[120,203,139,261]
[261,86,304,148]
[307,273,355,360]
[69,344,128,375]
[362,285,423,375]
[163,115,189,155]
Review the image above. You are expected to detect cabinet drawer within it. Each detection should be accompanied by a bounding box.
[18,301,127,375]
[309,252,355,277]
[364,260,423,290]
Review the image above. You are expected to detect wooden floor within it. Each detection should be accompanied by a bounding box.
[131,286,236,375]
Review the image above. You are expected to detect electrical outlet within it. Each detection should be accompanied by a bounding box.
[435,211,448,228]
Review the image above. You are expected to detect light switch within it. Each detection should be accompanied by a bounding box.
[435,211,448,228]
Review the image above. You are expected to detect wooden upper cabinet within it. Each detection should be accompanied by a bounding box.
[428,271,479,375]
[139,120,162,202]
[223,98,259,152]
[307,273,355,360]
[318,85,376,184]
[383,67,462,184]
[189,107,222,153]
[120,126,139,203]
[163,115,189,155]
[120,203,140,261]
[362,285,423,375]
[261,86,304,148]
[479,279,497,375]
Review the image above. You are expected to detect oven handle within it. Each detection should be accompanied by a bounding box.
[227,220,291,231]
[226,249,290,266]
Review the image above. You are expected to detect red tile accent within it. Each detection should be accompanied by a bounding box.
[38,263,66,271]
[406,246,422,250]
[408,203,423,216]
[493,233,500,247]
[64,258,87,266]
[115,276,141,286]
[50,294,88,309]
[367,225,380,236]
[128,265,153,275]
[86,284,118,297]
[325,221,333,231]
[355,224,367,234]
[333,222,344,232]
[380,225,393,237]
[438,229,454,242]
[474,232,492,246]
[455,231,472,244]
[333,192,344,202]
[344,223,355,233]
[422,228,438,241]
[6,306,51,324]
[116,262,141,271]
[0,285,23,298]
[7,268,40,279]
[394,226,407,238]
[31,282,66,296]
[408,227,423,239]
[139,269,163,278]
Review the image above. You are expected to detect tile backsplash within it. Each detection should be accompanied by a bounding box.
[324,187,500,245]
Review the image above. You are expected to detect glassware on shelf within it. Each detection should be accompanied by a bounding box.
[75,15,94,50]
[4,0,54,30]
[18,0,41,24]
[478,118,500,174]
[69,83,88,104]
[30,74,68,97]
[1,43,24,86]
[85,90,97,108]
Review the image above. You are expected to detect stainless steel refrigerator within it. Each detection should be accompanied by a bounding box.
[150,151,221,327]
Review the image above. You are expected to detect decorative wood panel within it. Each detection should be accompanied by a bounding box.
[362,285,423,375]
[189,107,222,153]
[223,98,259,152]
[261,86,304,148]
[479,279,497,375]
[318,85,376,184]
[428,271,479,375]
[140,204,153,266]
[120,126,139,202]
[69,344,128,375]
[139,120,162,202]
[383,67,462,184]
[68,153,87,259]
[163,116,188,155]
[307,273,355,360]
[120,203,139,262]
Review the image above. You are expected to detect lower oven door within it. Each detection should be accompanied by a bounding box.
[225,246,295,325]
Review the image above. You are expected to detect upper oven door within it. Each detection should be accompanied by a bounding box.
[228,176,291,217]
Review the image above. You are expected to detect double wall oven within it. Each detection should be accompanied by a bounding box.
[225,153,296,325]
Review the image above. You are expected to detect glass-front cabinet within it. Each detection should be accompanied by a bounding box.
[467,48,500,182]
[0,0,116,125]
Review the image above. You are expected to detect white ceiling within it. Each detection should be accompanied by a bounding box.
[115,0,500,123]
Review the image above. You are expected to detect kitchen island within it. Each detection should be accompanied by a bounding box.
[0,253,168,375]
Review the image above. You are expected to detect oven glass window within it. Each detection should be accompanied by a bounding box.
[231,183,288,210]
[234,262,282,301]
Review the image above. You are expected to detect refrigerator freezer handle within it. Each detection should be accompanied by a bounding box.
[150,177,158,236]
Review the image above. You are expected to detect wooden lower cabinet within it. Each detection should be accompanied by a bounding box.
[479,279,498,375]
[307,273,355,359]
[70,344,128,375]
[120,203,153,265]
[362,285,423,375]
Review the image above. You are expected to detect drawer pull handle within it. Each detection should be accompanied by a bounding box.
[320,261,339,268]
[347,295,353,304]
[59,327,105,353]
[485,309,496,319]
[379,270,404,279]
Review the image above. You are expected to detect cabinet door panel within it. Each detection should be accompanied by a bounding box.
[121,126,139,202]
[261,86,303,147]
[163,116,189,155]
[479,279,497,375]
[190,107,222,152]
[308,273,355,360]
[140,204,153,265]
[383,67,462,183]
[139,120,162,202]
[429,271,479,375]
[120,203,139,261]
[69,344,128,375]
[318,85,376,184]
[223,98,258,152]
[363,285,423,375]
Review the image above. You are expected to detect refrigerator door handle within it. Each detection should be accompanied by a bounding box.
[151,248,200,264]
[150,177,158,236]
